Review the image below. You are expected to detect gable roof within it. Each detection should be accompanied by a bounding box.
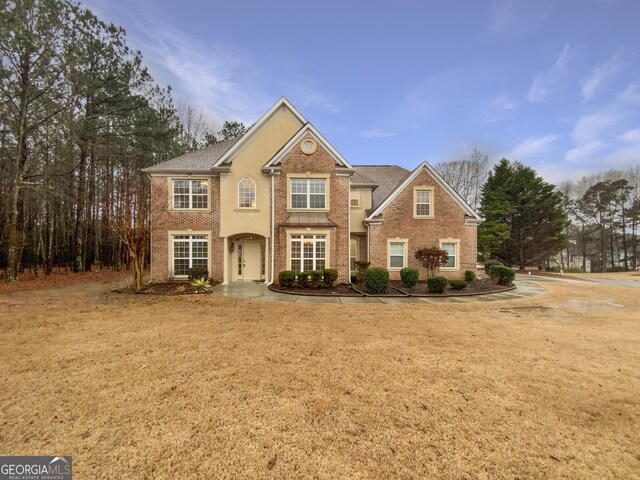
[213,97,307,167]
[365,161,482,221]
[263,123,354,170]
[142,137,242,174]
[352,165,411,210]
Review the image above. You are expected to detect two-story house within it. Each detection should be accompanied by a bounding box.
[143,97,482,285]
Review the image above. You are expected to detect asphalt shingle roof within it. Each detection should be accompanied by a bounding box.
[142,137,242,173]
[352,165,411,211]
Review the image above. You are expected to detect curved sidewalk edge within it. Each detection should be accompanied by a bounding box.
[210,279,547,304]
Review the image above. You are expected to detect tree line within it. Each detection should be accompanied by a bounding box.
[437,153,639,272]
[0,0,244,283]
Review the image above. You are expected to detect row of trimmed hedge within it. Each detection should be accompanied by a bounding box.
[278,269,338,289]
[364,268,472,294]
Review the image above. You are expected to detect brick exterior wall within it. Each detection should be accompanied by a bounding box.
[149,176,224,282]
[368,169,477,280]
[273,135,351,284]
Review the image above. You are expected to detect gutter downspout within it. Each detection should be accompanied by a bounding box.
[268,171,275,285]
[348,178,351,282]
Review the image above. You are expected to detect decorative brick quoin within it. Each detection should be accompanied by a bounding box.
[143,97,482,285]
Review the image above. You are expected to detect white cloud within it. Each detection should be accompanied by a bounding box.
[572,111,618,144]
[127,17,341,126]
[528,45,571,103]
[565,141,607,163]
[508,134,561,159]
[360,129,397,139]
[581,53,621,101]
[617,128,640,143]
[605,144,640,166]
[492,93,516,110]
[619,83,640,103]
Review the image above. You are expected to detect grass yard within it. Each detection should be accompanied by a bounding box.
[1,279,639,479]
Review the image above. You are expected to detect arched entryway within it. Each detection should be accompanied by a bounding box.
[228,234,267,282]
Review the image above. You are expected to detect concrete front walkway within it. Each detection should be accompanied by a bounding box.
[210,279,547,304]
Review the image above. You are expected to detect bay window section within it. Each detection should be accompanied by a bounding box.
[290,234,326,272]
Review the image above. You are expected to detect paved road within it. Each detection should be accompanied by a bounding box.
[519,273,640,288]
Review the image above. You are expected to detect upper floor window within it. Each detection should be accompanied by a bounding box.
[173,179,208,209]
[414,187,433,218]
[350,190,360,207]
[238,178,256,208]
[291,178,326,209]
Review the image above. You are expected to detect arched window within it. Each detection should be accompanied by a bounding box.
[238,178,256,208]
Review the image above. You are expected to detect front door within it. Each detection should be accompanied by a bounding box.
[241,242,262,281]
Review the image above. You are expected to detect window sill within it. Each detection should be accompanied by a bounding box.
[287,208,330,213]
[413,215,434,220]
[388,267,404,271]
[234,208,260,213]
[440,267,460,271]
[171,208,211,212]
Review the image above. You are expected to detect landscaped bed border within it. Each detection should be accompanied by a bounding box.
[268,282,516,297]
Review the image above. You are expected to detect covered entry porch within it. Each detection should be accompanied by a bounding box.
[223,233,270,284]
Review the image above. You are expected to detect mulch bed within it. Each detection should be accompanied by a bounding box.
[271,279,513,297]
[116,282,219,295]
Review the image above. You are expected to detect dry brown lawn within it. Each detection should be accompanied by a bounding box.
[1,280,639,479]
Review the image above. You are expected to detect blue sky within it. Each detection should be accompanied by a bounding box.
[84,0,640,184]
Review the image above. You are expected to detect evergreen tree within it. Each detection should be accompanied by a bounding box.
[479,159,568,269]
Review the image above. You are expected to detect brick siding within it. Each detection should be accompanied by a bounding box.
[368,169,477,280]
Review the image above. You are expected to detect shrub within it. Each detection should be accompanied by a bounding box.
[364,267,389,294]
[354,261,371,282]
[297,271,310,288]
[492,265,515,285]
[483,259,503,278]
[464,270,476,282]
[399,267,419,288]
[449,279,467,290]
[188,266,209,281]
[427,276,447,293]
[415,247,449,277]
[190,276,212,293]
[310,270,324,288]
[278,271,296,288]
[323,268,339,287]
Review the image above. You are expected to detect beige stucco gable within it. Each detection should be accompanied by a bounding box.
[219,105,304,238]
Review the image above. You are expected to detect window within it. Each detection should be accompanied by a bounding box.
[388,241,407,269]
[350,190,360,207]
[415,189,431,217]
[238,178,256,208]
[173,235,208,276]
[441,241,458,269]
[290,178,326,209]
[173,179,208,209]
[290,234,326,272]
[350,238,358,270]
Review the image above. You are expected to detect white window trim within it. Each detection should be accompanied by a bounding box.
[350,190,360,208]
[170,178,211,211]
[387,238,408,271]
[286,174,330,212]
[439,238,460,271]
[237,177,258,209]
[350,238,358,269]
[167,231,212,278]
[286,228,331,272]
[413,186,434,219]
